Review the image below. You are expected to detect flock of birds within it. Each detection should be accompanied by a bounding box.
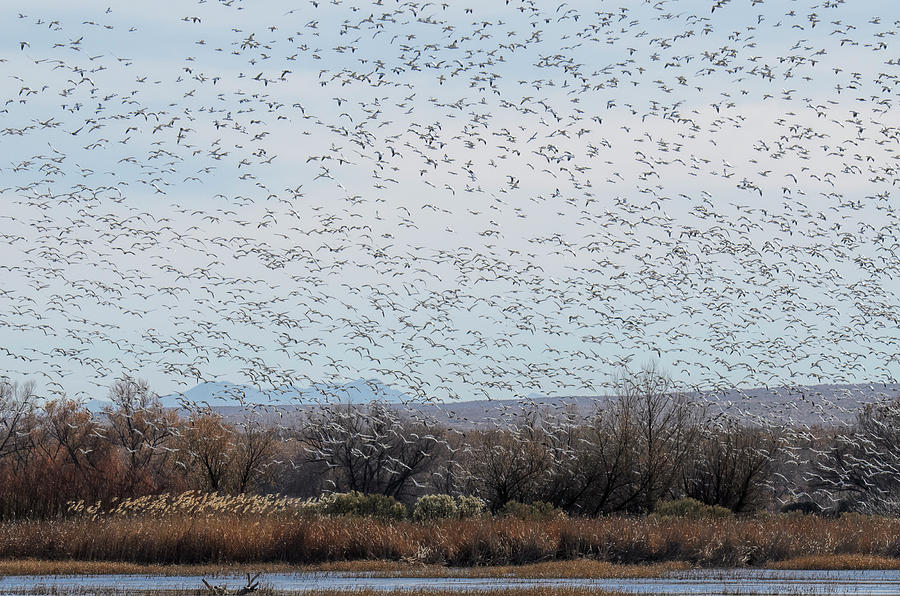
[1,0,899,508]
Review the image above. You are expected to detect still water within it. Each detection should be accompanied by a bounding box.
[2,569,900,595]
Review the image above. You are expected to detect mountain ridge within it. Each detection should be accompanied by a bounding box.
[85,380,900,426]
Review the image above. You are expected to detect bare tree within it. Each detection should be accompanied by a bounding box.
[103,376,180,494]
[0,379,35,462]
[302,402,444,501]
[561,399,641,515]
[232,417,276,493]
[614,365,702,513]
[683,421,779,513]
[807,398,900,514]
[464,414,552,511]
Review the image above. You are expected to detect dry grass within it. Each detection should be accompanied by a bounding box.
[0,558,687,578]
[769,554,900,570]
[5,505,900,569]
[436,560,691,579]
[0,559,307,577]
[67,491,310,520]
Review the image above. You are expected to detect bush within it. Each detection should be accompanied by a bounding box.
[498,500,565,521]
[413,494,458,521]
[455,495,486,519]
[655,497,732,519]
[313,491,407,520]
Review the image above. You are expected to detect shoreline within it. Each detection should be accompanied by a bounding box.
[2,555,900,578]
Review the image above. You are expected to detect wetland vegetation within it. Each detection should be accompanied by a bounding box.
[2,492,900,570]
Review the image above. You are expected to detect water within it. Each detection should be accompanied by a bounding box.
[3,569,900,595]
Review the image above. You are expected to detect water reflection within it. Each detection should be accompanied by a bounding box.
[3,569,900,595]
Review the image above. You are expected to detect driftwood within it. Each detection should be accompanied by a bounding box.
[202,572,261,595]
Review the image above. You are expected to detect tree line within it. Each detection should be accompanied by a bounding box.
[0,369,897,520]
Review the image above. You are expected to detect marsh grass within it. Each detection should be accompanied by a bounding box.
[66,491,310,520]
[769,554,900,570]
[6,495,900,569]
[0,560,306,577]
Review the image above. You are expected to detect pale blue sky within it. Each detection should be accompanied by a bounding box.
[1,0,898,408]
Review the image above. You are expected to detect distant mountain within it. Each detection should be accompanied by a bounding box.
[156,381,290,408]
[86,381,900,428]
[403,382,900,428]
[154,378,409,409]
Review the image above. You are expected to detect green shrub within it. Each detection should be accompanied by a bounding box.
[311,491,407,521]
[655,497,732,519]
[455,495,486,519]
[498,500,565,521]
[411,494,486,521]
[413,494,458,521]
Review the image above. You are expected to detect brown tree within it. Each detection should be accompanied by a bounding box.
[179,411,234,491]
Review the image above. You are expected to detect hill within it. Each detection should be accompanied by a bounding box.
[158,381,900,429]
[86,378,408,412]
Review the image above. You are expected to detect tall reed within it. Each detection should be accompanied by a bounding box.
[3,502,900,567]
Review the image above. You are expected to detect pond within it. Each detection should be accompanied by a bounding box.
[3,569,900,595]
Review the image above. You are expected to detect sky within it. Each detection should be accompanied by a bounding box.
[1,0,898,411]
